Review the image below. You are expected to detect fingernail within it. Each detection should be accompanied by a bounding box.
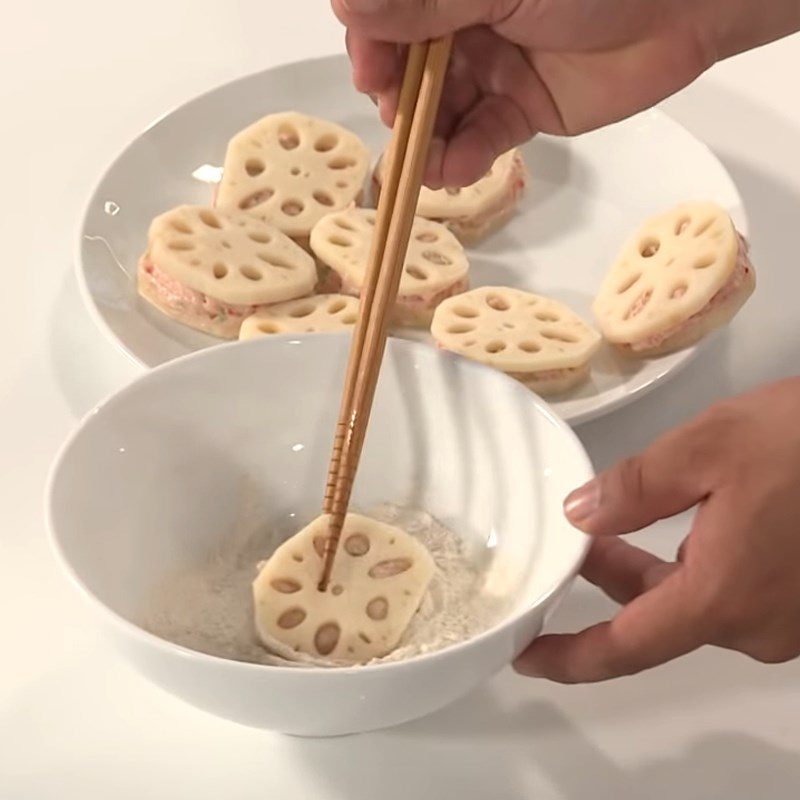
[564,479,601,524]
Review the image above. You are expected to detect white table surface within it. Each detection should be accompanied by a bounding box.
[2,2,799,797]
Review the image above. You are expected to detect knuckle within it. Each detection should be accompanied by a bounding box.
[614,455,646,503]
[683,571,740,641]
[691,402,747,455]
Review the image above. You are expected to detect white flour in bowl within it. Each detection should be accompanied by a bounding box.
[141,493,511,668]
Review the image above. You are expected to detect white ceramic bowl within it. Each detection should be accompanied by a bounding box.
[46,336,591,736]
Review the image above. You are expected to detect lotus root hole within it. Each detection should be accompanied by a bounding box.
[313,536,327,557]
[314,134,339,152]
[519,341,541,353]
[417,232,438,243]
[344,533,370,557]
[313,190,335,207]
[196,210,219,230]
[248,231,271,244]
[486,294,510,311]
[171,219,192,234]
[271,578,301,594]
[336,180,349,189]
[239,189,274,210]
[168,241,194,251]
[675,216,691,235]
[445,187,460,196]
[245,158,265,177]
[447,324,474,335]
[282,199,304,217]
[502,322,516,330]
[328,156,356,170]
[485,340,506,353]
[334,218,354,231]
[328,299,347,314]
[213,263,228,279]
[278,124,300,150]
[257,322,279,334]
[289,304,315,318]
[639,238,660,258]
[670,283,688,299]
[535,312,560,323]
[277,608,306,629]
[624,290,653,320]
[368,558,412,579]
[329,235,352,247]
[542,330,579,344]
[454,306,478,319]
[422,250,452,266]
[366,597,389,621]
[694,255,715,269]
[292,553,303,563]
[314,623,341,656]
[693,219,714,237]
[261,255,295,270]
[358,632,372,644]
[290,166,301,176]
[364,215,376,226]
[342,314,357,325]
[406,265,428,281]
[331,585,344,596]
[617,273,642,294]
[240,265,262,281]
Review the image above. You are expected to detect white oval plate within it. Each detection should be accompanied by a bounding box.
[76,55,747,425]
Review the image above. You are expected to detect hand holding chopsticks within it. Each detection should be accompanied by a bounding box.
[318,37,453,591]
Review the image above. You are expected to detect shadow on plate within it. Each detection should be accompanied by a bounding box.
[486,137,597,252]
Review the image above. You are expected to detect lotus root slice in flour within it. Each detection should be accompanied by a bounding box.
[252,514,435,664]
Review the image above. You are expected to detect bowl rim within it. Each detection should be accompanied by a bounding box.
[45,334,593,677]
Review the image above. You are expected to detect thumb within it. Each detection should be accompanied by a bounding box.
[565,420,719,537]
[332,0,500,41]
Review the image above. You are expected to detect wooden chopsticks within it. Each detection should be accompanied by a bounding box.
[318,37,453,591]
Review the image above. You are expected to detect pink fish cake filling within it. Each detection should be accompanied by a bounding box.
[507,367,581,384]
[139,257,261,333]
